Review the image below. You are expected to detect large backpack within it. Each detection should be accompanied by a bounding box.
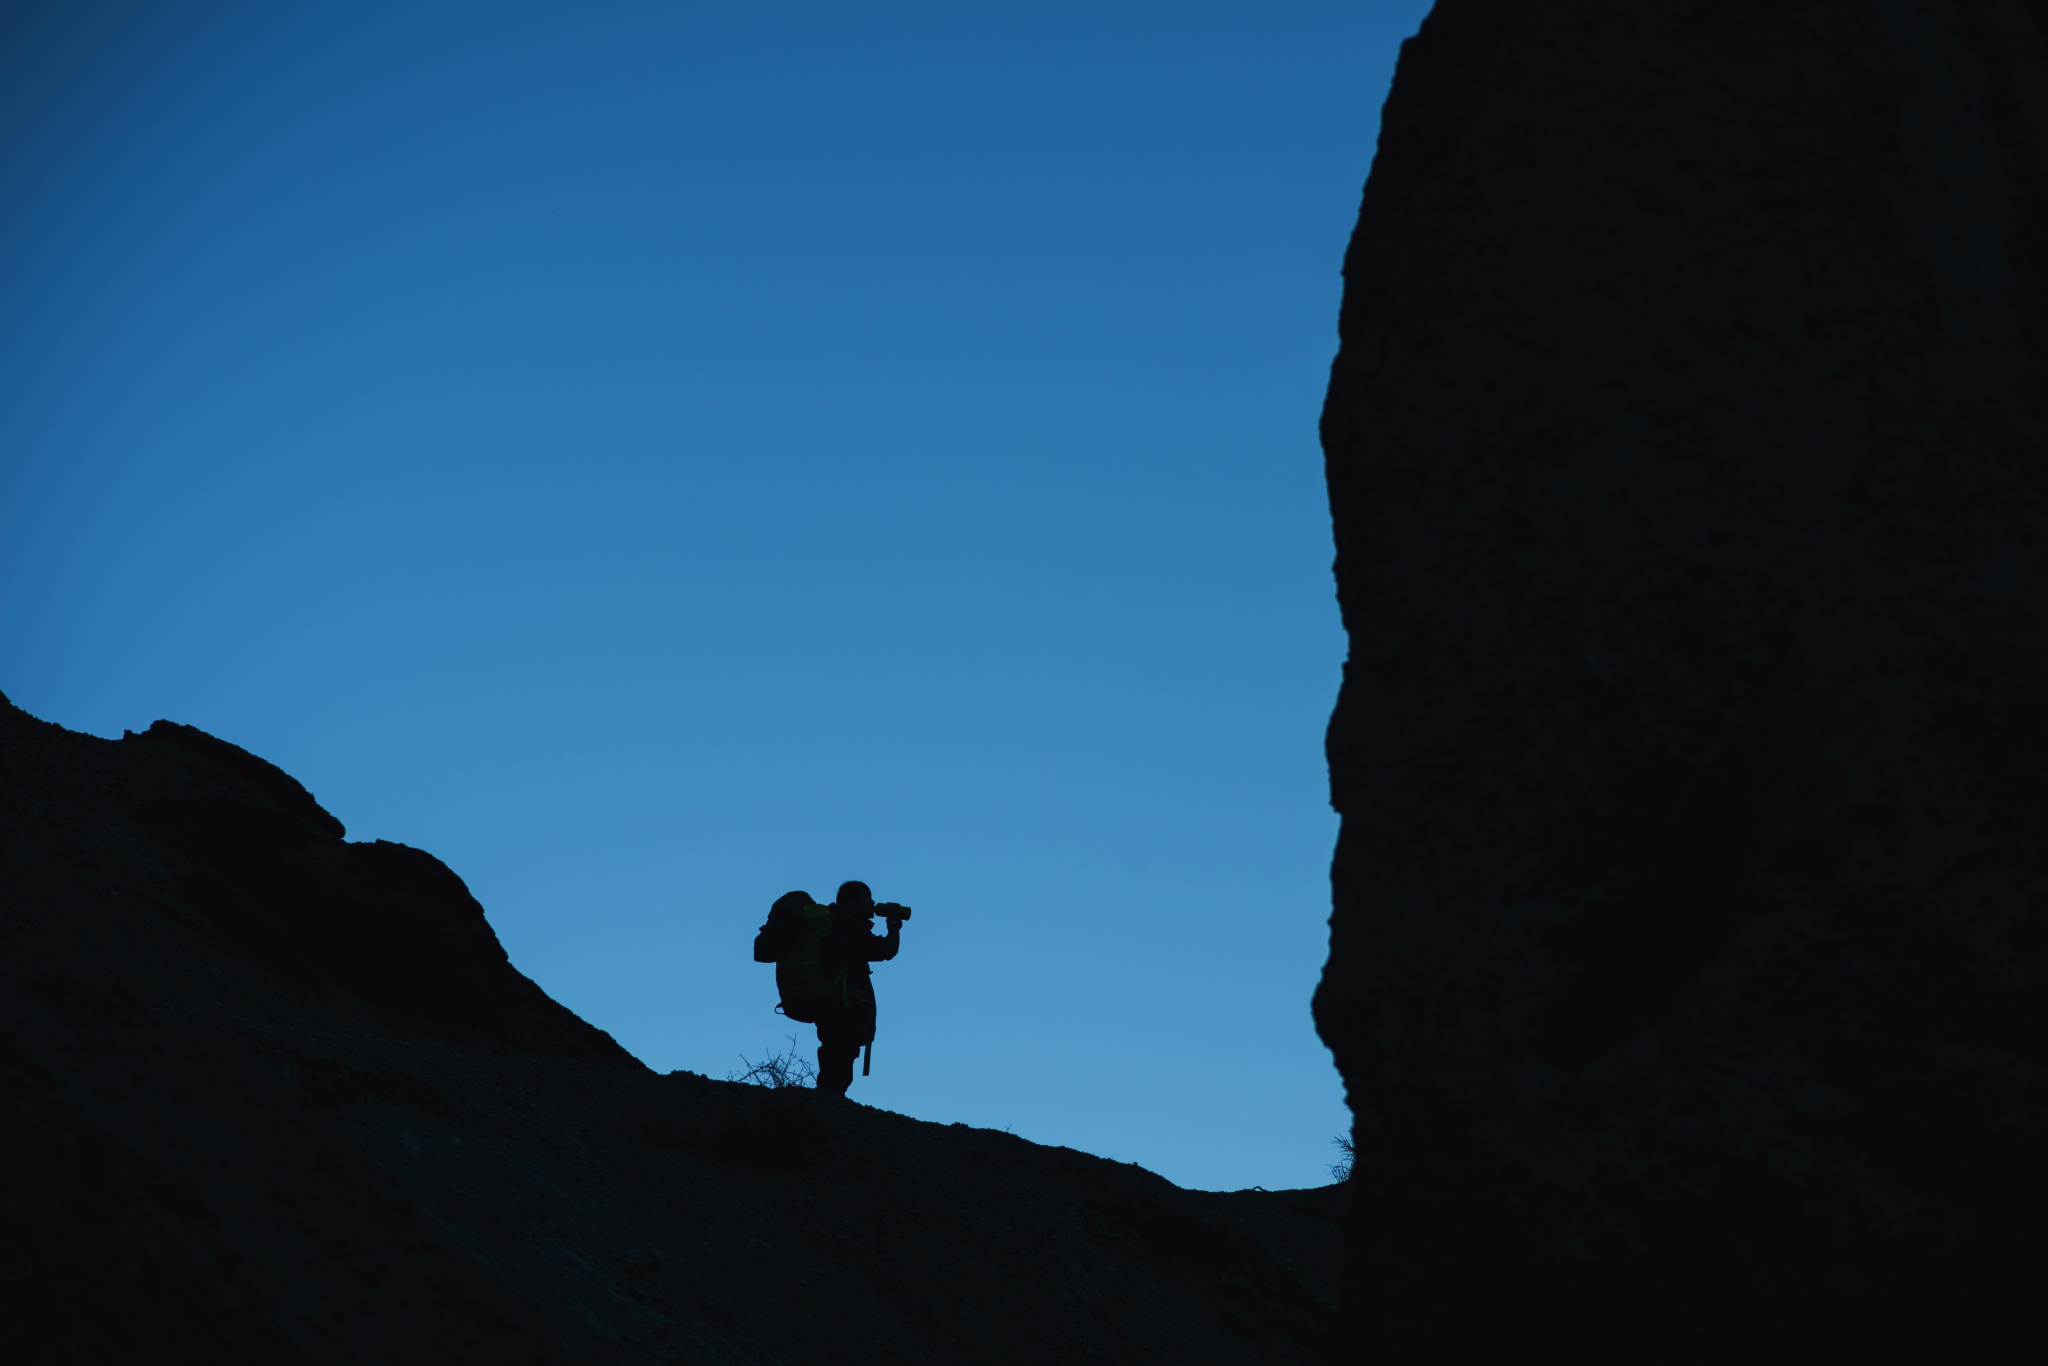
[763,894,850,1024]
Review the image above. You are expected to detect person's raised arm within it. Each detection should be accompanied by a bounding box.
[753,923,778,963]
[867,907,904,962]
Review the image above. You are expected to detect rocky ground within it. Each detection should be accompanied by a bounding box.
[0,693,1343,1364]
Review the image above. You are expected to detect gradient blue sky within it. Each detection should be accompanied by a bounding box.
[1,0,1430,1191]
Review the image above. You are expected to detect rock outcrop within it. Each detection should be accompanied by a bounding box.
[0,694,1341,1364]
[1317,2,2048,1359]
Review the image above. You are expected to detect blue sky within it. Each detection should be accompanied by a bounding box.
[1,0,1430,1191]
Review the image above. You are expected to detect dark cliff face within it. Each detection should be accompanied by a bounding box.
[1317,1,2048,1359]
[0,694,1341,1364]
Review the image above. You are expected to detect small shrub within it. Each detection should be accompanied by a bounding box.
[729,1033,816,1089]
[1329,1132,1354,1182]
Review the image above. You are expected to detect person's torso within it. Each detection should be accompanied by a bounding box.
[824,910,881,981]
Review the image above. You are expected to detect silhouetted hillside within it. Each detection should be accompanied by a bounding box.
[0,693,1341,1364]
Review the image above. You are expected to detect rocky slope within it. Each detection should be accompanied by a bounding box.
[0,694,1342,1364]
[1317,2,2048,1360]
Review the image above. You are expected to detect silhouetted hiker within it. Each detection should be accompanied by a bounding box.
[752,881,908,1098]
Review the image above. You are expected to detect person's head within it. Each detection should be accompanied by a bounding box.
[836,881,874,914]
[772,890,816,916]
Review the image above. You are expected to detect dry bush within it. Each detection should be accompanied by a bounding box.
[728,1033,817,1089]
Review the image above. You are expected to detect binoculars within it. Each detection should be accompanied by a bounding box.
[875,901,912,921]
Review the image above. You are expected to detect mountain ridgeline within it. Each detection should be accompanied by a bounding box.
[0,694,1341,1364]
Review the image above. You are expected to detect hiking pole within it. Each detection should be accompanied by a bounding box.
[863,1042,871,1076]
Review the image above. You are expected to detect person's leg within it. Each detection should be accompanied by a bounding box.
[814,1013,859,1096]
[817,1046,857,1095]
